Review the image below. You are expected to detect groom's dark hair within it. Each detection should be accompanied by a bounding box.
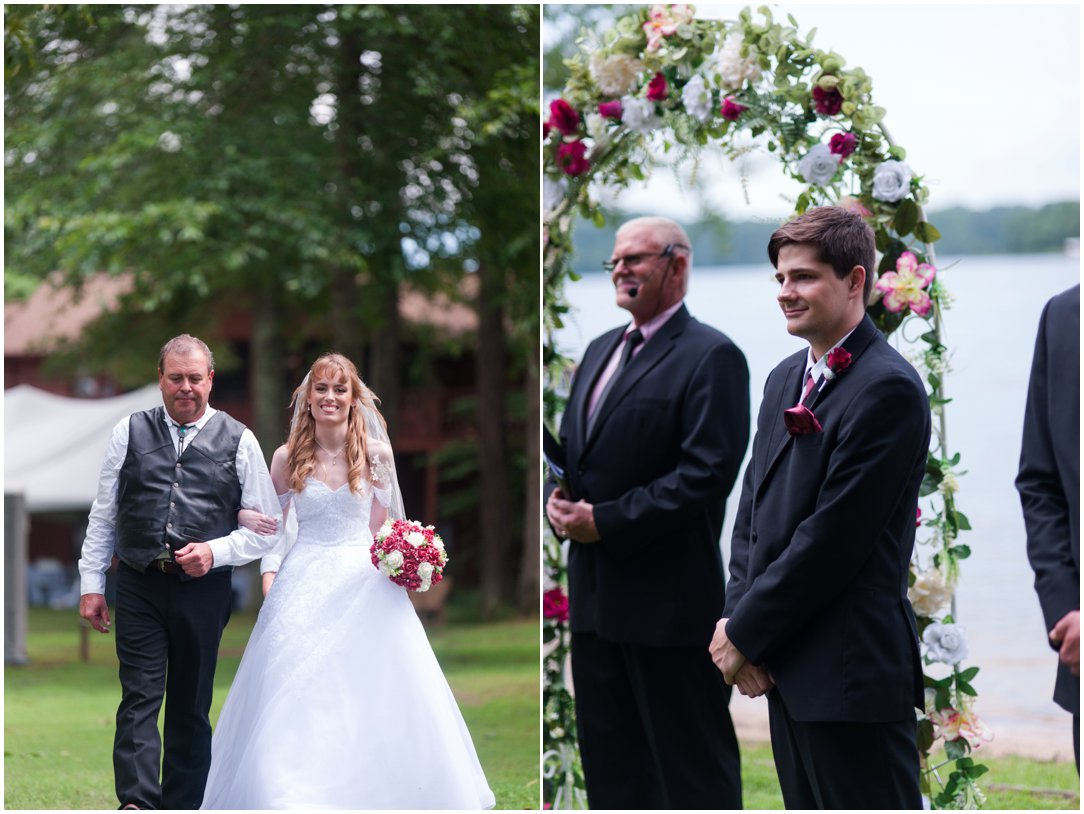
[768,207,876,303]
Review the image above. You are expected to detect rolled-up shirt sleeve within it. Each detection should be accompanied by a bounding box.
[206,429,284,568]
[78,417,131,596]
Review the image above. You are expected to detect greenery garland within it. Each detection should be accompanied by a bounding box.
[542,5,989,809]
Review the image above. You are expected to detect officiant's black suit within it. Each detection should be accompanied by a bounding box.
[548,304,749,809]
[1017,284,1080,765]
[724,314,929,809]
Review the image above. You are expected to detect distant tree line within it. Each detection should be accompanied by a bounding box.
[570,201,1080,272]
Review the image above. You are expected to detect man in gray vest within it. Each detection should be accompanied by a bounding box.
[78,334,282,810]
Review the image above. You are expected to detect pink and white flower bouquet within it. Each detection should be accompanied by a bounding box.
[371,518,447,592]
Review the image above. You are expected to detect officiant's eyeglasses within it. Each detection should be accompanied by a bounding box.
[602,243,688,273]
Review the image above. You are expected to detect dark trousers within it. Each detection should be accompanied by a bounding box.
[113,562,232,810]
[571,631,742,810]
[767,689,921,810]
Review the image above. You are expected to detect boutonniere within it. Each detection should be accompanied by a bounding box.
[782,346,854,436]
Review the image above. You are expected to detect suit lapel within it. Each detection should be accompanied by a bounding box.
[583,307,689,452]
[573,327,626,450]
[757,315,882,492]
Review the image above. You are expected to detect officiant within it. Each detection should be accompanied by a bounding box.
[545,216,750,809]
[78,334,282,810]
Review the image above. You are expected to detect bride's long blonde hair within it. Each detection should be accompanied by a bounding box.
[285,353,387,494]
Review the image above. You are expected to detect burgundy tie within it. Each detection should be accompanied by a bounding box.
[799,372,815,405]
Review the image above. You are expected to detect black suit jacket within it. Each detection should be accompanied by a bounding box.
[550,305,750,648]
[1017,284,1080,716]
[724,314,929,722]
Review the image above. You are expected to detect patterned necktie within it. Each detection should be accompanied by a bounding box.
[798,372,816,405]
[587,329,644,436]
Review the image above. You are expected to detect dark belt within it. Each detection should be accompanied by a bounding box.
[152,558,182,575]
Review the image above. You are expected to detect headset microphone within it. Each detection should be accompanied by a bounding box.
[626,244,676,299]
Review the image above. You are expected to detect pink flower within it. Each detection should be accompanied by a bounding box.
[547,98,580,136]
[598,99,623,119]
[556,140,589,176]
[875,251,937,316]
[812,86,843,116]
[837,196,872,218]
[543,587,569,623]
[642,4,693,52]
[829,132,857,159]
[929,701,993,750]
[720,96,747,121]
[646,73,668,101]
[915,506,922,528]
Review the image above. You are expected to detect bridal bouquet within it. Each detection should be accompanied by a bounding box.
[371,518,447,592]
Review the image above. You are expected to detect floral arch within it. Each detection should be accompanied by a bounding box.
[542,5,988,810]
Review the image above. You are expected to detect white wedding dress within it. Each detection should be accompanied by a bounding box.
[200,479,495,810]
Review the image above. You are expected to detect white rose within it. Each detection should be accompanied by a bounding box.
[872,159,913,202]
[680,74,713,123]
[712,36,762,90]
[621,96,661,135]
[798,143,838,186]
[908,567,956,618]
[585,112,611,150]
[417,562,434,580]
[406,531,426,547]
[433,536,445,553]
[922,622,969,665]
[543,176,567,215]
[385,550,404,570]
[589,52,644,97]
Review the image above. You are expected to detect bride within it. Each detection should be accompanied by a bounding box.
[200,353,495,810]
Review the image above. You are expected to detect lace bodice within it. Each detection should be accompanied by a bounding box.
[290,479,386,548]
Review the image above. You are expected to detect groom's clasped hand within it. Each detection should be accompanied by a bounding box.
[709,617,774,698]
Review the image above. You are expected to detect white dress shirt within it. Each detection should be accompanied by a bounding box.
[803,323,860,393]
[78,405,284,595]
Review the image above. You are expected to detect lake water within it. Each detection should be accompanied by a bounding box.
[554,253,1080,758]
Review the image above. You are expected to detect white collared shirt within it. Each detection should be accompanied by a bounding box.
[803,323,860,392]
[78,405,284,595]
[587,299,685,417]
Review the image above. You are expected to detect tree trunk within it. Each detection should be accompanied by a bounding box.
[368,280,401,441]
[476,262,512,617]
[251,281,286,463]
[518,327,541,616]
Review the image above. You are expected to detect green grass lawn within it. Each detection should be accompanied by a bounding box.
[5,606,539,810]
[738,741,1079,810]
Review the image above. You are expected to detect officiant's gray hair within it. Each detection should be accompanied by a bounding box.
[158,334,215,373]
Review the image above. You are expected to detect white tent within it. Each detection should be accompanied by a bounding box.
[4,384,162,512]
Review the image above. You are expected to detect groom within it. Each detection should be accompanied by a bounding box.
[710,207,929,808]
[79,334,283,809]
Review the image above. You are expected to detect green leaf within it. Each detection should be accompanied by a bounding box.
[916,718,935,752]
[957,666,980,682]
[957,679,977,697]
[893,198,919,237]
[915,221,942,243]
[944,737,970,760]
[951,544,971,560]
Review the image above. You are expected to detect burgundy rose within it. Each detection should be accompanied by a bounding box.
[720,96,747,121]
[829,132,857,159]
[556,140,589,176]
[812,86,843,116]
[916,506,922,528]
[598,99,623,120]
[783,404,823,436]
[826,346,853,374]
[548,98,580,136]
[543,120,552,140]
[646,72,668,101]
[543,587,569,623]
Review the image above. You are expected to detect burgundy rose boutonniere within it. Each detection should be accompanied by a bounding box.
[783,346,855,436]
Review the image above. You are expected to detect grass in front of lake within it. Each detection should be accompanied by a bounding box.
[5,606,539,810]
[738,740,1079,810]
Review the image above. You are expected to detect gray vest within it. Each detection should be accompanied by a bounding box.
[116,407,245,572]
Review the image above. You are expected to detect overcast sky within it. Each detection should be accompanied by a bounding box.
[548,3,1081,221]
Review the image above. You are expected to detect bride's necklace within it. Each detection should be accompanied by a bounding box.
[314,438,346,468]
